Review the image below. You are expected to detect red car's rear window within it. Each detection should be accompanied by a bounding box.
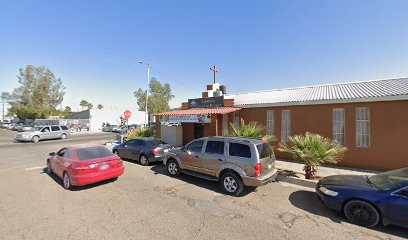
[76,146,113,160]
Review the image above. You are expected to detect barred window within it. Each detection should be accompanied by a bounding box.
[233,112,240,127]
[356,108,370,148]
[222,114,229,136]
[266,110,275,136]
[281,110,291,142]
[333,108,345,145]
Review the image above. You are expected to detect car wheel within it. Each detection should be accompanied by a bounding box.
[46,161,53,175]
[139,154,149,166]
[63,172,71,190]
[61,134,67,140]
[32,136,39,143]
[167,159,180,176]
[344,200,380,228]
[220,172,244,196]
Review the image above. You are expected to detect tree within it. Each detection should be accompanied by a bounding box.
[97,104,103,109]
[79,100,89,110]
[134,78,175,115]
[87,103,93,110]
[278,132,347,179]
[64,106,72,112]
[9,65,65,120]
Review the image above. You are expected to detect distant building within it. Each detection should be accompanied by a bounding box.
[65,108,147,132]
[156,78,408,171]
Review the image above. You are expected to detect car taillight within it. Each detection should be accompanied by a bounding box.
[73,163,90,170]
[152,148,160,155]
[254,163,262,177]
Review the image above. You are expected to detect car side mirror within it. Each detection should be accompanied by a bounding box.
[49,152,56,156]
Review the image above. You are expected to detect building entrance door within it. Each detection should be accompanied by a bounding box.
[194,123,204,139]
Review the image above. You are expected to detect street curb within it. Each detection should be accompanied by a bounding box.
[276,173,317,189]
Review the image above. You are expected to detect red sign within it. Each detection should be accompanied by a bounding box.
[124,110,131,119]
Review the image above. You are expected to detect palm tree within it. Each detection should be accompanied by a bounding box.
[97,104,103,109]
[278,132,347,179]
[79,100,89,110]
[87,103,93,110]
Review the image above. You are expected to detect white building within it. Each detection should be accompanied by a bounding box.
[65,107,147,132]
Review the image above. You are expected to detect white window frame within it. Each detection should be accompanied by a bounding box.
[233,112,240,127]
[356,107,370,148]
[222,114,229,136]
[266,110,275,136]
[281,110,291,142]
[332,108,345,145]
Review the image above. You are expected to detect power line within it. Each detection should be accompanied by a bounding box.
[150,68,202,94]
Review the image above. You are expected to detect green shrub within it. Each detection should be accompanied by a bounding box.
[278,132,347,179]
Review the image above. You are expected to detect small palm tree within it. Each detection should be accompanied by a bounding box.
[97,104,103,109]
[230,119,264,138]
[278,132,347,179]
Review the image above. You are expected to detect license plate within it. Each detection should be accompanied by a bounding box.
[268,164,272,170]
[100,164,110,170]
[164,149,169,153]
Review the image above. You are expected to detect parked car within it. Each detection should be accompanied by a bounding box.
[111,125,121,133]
[164,136,278,196]
[316,167,408,228]
[102,124,115,132]
[46,144,125,189]
[0,122,10,129]
[112,138,172,166]
[7,123,16,130]
[14,123,24,131]
[20,124,34,132]
[14,125,70,143]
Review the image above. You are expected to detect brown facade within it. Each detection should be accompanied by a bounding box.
[156,98,408,171]
[233,100,408,171]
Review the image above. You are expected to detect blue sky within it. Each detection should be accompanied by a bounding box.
[1,0,408,111]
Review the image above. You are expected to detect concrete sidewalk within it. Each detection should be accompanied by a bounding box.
[275,159,381,188]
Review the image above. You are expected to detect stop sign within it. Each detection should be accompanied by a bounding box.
[124,110,131,119]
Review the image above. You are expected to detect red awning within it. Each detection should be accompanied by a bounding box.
[155,107,241,116]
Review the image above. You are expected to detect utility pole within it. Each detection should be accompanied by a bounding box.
[139,61,151,128]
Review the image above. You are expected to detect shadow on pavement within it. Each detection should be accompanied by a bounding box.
[41,167,118,191]
[289,190,408,238]
[150,164,254,197]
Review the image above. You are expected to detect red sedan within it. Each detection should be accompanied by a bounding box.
[46,144,125,189]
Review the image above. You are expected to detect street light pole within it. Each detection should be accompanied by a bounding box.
[139,61,151,128]
[145,63,150,127]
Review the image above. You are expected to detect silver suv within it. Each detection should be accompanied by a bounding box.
[14,125,70,143]
[164,136,278,196]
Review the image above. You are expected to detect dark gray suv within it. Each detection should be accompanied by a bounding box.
[164,136,278,196]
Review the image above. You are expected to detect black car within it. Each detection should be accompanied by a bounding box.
[112,138,172,166]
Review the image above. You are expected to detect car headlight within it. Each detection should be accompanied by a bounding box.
[319,186,339,197]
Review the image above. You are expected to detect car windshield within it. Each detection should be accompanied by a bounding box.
[29,127,43,132]
[368,168,408,191]
[76,146,113,160]
[147,139,167,146]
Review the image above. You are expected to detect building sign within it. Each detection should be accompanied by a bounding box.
[188,96,224,109]
[162,115,212,124]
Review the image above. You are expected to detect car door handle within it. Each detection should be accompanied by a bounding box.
[195,155,200,158]
[218,159,224,162]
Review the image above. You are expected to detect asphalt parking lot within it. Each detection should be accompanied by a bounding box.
[0,129,406,240]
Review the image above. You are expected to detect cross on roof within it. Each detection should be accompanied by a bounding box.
[210,65,219,83]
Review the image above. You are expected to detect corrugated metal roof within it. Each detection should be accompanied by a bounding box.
[228,78,408,107]
[155,107,241,116]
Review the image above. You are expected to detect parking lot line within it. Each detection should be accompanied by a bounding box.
[24,166,45,171]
